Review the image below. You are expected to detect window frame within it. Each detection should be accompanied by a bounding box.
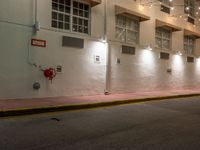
[51,0,91,35]
[184,35,195,55]
[115,14,140,45]
[155,27,172,51]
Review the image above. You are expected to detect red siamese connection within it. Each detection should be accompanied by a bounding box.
[43,68,56,81]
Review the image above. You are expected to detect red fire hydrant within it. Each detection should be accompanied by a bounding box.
[43,68,56,82]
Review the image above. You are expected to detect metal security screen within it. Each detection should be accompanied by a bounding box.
[160,52,170,60]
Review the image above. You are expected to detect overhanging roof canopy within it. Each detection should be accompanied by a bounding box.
[115,5,150,22]
[156,19,182,32]
[184,29,200,39]
[91,0,101,7]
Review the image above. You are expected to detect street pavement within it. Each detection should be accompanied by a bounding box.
[1,96,200,150]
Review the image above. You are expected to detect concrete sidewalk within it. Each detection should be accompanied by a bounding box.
[1,88,200,117]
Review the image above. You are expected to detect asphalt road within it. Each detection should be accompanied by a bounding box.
[1,96,200,150]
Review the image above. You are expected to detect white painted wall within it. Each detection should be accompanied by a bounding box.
[108,0,200,94]
[1,0,200,99]
[0,0,106,99]
[110,45,200,94]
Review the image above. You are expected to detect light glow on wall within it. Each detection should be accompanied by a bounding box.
[139,5,144,11]
[171,55,184,71]
[195,58,200,74]
[87,41,106,65]
[90,41,106,55]
[139,49,156,68]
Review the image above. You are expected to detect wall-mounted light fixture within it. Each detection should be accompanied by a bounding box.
[146,45,152,51]
[145,44,152,51]
[176,51,183,56]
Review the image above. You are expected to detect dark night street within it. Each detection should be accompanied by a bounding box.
[1,96,200,150]
[2,1,200,149]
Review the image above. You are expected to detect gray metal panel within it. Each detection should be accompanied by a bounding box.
[187,56,194,63]
[160,52,170,60]
[122,45,135,55]
[62,36,84,48]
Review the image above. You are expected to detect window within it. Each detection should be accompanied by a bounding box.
[184,0,195,17]
[115,15,139,44]
[159,0,172,6]
[155,28,171,50]
[187,16,195,24]
[184,36,195,54]
[52,0,90,34]
[160,5,170,14]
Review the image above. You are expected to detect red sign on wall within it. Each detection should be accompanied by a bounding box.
[31,39,46,47]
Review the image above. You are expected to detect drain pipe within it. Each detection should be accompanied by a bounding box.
[34,0,40,32]
[27,0,39,67]
[104,0,111,95]
[35,0,37,24]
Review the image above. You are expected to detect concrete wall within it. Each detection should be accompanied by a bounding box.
[0,0,106,99]
[110,45,200,94]
[108,0,200,94]
[0,0,200,99]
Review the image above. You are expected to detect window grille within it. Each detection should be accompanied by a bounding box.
[115,15,139,44]
[52,0,90,34]
[155,28,171,50]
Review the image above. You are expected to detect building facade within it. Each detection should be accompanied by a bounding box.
[1,0,200,99]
